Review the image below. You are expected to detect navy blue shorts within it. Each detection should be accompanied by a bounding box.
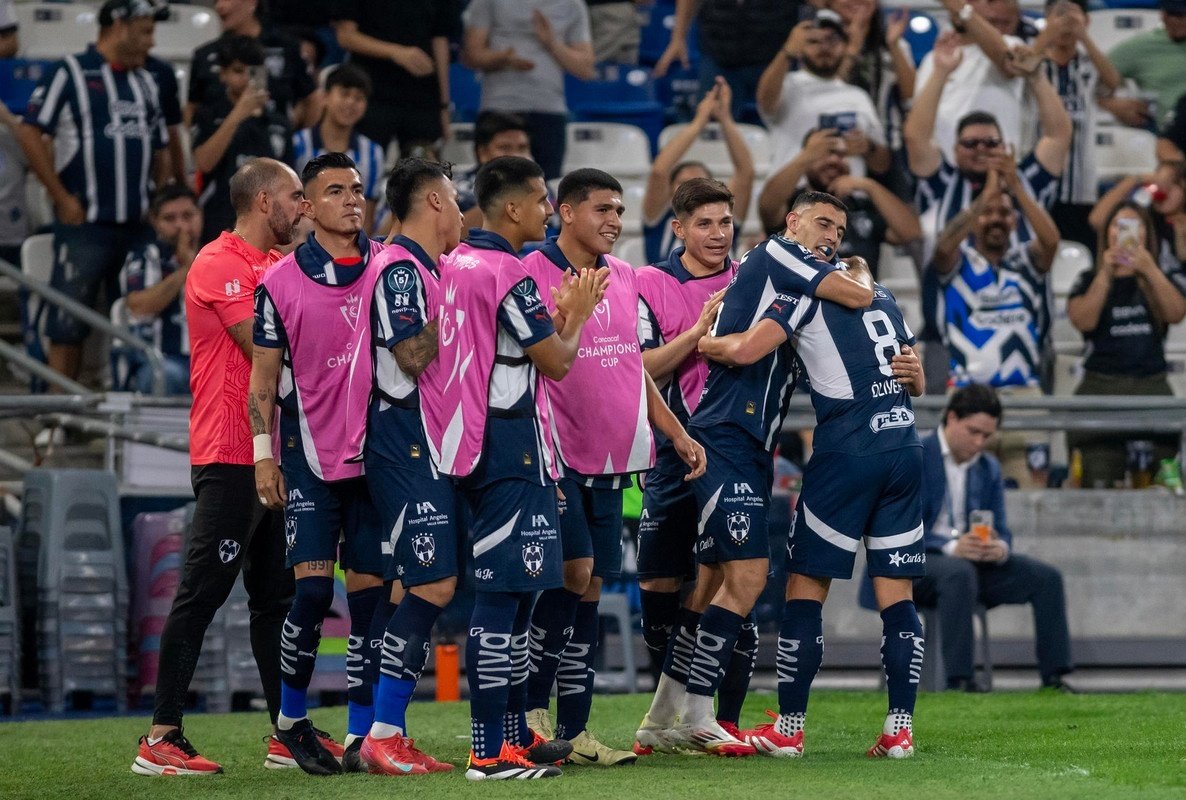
[636,463,698,581]
[365,453,462,588]
[459,477,563,593]
[48,222,146,344]
[282,438,384,574]
[690,425,773,566]
[786,447,925,580]
[557,475,624,580]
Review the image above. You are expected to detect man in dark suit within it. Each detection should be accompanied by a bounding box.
[917,384,1073,691]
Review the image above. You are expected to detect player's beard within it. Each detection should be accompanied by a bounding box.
[269,205,300,246]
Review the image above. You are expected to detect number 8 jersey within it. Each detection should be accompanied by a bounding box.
[768,282,920,455]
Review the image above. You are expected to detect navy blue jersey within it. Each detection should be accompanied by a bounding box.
[118,239,187,358]
[770,282,920,456]
[368,235,438,466]
[23,46,167,224]
[643,208,676,266]
[690,235,838,450]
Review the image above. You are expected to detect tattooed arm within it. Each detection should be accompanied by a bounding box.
[392,319,439,378]
[249,344,285,509]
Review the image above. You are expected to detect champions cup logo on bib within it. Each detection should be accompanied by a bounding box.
[869,405,915,433]
[339,293,362,330]
[522,542,545,577]
[592,298,611,330]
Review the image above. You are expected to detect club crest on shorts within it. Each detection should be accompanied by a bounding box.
[522,541,545,577]
[285,518,297,552]
[726,511,751,543]
[412,532,436,566]
[218,538,241,564]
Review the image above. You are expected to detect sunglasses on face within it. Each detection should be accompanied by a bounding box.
[957,137,1003,150]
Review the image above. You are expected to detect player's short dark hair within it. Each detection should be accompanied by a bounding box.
[671,177,733,220]
[473,110,529,157]
[386,157,454,221]
[557,168,622,207]
[945,383,1003,423]
[325,62,372,98]
[149,183,197,215]
[791,190,847,216]
[300,151,358,187]
[669,159,711,186]
[474,156,545,216]
[956,110,1002,136]
[229,158,294,218]
[217,34,264,68]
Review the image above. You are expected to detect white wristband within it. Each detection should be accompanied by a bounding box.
[253,433,274,463]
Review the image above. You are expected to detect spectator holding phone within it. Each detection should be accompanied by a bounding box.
[192,36,294,244]
[757,9,890,176]
[1090,162,1186,267]
[1067,201,1186,487]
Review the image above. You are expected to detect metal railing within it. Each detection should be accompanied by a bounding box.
[0,257,169,395]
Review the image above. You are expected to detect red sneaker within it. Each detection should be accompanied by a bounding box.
[131,730,223,776]
[867,728,914,759]
[359,733,430,776]
[265,726,346,769]
[404,737,455,773]
[741,711,805,758]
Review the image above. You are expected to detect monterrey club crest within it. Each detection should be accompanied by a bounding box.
[522,541,545,577]
[726,512,751,544]
[412,532,436,566]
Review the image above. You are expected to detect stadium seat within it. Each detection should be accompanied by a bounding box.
[639,2,699,68]
[19,234,53,390]
[0,526,19,714]
[920,605,994,691]
[620,181,646,237]
[151,4,220,65]
[616,235,646,267]
[17,469,128,712]
[593,591,637,693]
[440,122,476,173]
[1094,125,1158,185]
[1089,9,1163,54]
[562,122,652,179]
[449,62,482,123]
[656,122,772,180]
[13,3,98,60]
[653,63,703,125]
[1050,240,1092,296]
[567,65,665,147]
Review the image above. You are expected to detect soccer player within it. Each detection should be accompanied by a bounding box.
[520,168,706,766]
[359,157,464,776]
[633,178,745,753]
[698,253,927,759]
[249,152,388,775]
[420,155,607,780]
[641,191,874,756]
[132,158,301,777]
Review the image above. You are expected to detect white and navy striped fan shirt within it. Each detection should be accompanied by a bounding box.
[23,46,167,224]
[292,126,385,201]
[1041,47,1100,206]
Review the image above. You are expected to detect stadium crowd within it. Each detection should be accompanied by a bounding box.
[0,0,1182,781]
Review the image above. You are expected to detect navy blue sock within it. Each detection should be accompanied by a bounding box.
[777,599,824,716]
[661,608,701,683]
[466,592,522,759]
[525,587,581,711]
[555,601,600,739]
[880,600,924,719]
[686,605,744,698]
[503,593,534,748]
[279,575,334,722]
[346,585,383,737]
[716,612,758,725]
[639,589,680,674]
[373,592,443,734]
[365,588,398,686]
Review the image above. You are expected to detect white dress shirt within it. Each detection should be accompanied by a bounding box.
[934,426,1010,561]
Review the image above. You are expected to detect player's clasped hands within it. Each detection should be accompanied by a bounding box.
[554,266,610,322]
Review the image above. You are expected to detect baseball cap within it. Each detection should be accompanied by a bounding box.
[98,0,169,27]
[812,8,850,40]
[0,1,17,34]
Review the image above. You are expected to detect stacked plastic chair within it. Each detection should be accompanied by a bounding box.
[0,526,20,714]
[18,469,127,712]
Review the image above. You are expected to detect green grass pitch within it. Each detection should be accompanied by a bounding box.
[1,690,1183,800]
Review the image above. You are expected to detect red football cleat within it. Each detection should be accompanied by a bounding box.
[867,727,914,759]
[131,730,223,776]
[359,733,430,776]
[741,711,805,758]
